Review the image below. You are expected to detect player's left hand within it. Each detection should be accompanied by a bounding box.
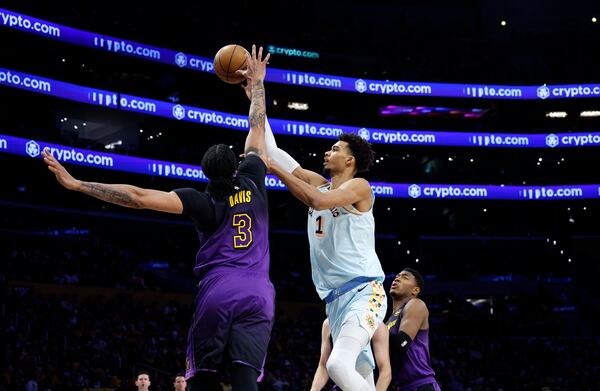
[42,148,81,190]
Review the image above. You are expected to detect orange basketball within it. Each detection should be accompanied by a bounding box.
[213,44,249,84]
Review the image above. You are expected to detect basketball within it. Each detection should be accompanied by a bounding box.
[213,44,249,84]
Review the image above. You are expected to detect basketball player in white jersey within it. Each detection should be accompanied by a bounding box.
[243,95,386,390]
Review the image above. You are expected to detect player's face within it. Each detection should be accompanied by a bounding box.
[135,375,150,390]
[390,271,418,298]
[323,141,353,175]
[174,376,187,390]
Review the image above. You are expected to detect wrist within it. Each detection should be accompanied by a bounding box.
[72,179,83,191]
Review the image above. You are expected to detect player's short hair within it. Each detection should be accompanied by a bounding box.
[402,267,424,295]
[173,373,185,382]
[136,371,150,379]
[338,133,375,173]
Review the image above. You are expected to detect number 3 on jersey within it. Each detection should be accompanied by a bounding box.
[315,215,325,238]
[233,213,253,248]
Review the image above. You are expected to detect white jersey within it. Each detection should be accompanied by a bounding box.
[307,183,385,300]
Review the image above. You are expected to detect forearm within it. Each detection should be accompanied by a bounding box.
[310,365,329,391]
[272,165,324,209]
[77,181,143,208]
[264,116,278,154]
[375,366,392,391]
[245,79,267,155]
[249,80,266,130]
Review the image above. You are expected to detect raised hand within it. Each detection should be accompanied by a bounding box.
[236,44,270,86]
[42,148,81,190]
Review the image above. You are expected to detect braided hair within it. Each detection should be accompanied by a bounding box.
[201,144,238,199]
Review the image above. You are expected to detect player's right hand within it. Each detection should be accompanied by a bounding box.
[42,148,81,191]
[236,44,270,85]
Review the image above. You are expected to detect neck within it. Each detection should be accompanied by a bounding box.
[392,295,413,314]
[330,169,355,190]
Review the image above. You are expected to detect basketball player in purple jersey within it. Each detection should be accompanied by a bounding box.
[43,45,272,391]
[387,269,440,391]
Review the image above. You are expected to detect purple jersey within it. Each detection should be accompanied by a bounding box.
[193,176,269,277]
[175,155,270,279]
[387,301,438,390]
[176,156,274,378]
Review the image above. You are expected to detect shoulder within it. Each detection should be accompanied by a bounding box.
[339,177,372,194]
[404,298,428,316]
[172,187,206,201]
[374,322,389,337]
[172,188,212,216]
[238,153,267,173]
[345,177,370,187]
[244,152,265,164]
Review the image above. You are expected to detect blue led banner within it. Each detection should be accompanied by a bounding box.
[0,67,118,108]
[1,133,599,200]
[2,7,600,100]
[4,67,600,149]
[0,7,214,72]
[267,44,320,59]
[4,66,600,149]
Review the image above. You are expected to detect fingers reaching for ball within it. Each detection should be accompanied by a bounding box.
[237,44,269,84]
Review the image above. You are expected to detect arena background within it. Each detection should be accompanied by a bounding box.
[1,1,599,390]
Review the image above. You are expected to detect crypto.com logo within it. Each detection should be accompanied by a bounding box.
[408,184,421,198]
[172,105,186,120]
[545,134,559,148]
[355,79,367,93]
[175,52,188,68]
[358,128,371,141]
[537,84,550,100]
[26,140,41,158]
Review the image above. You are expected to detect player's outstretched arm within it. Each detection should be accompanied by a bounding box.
[242,79,327,187]
[310,319,332,391]
[372,324,392,391]
[236,44,270,162]
[291,165,329,187]
[271,161,371,210]
[42,149,183,214]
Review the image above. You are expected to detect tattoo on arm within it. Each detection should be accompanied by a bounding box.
[80,182,142,208]
[249,80,266,133]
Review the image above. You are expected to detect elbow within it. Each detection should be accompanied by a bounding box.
[381,367,391,380]
[131,195,146,209]
[379,367,392,385]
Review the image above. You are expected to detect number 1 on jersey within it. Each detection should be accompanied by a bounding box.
[315,215,325,238]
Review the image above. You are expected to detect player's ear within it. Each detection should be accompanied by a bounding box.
[346,155,355,167]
